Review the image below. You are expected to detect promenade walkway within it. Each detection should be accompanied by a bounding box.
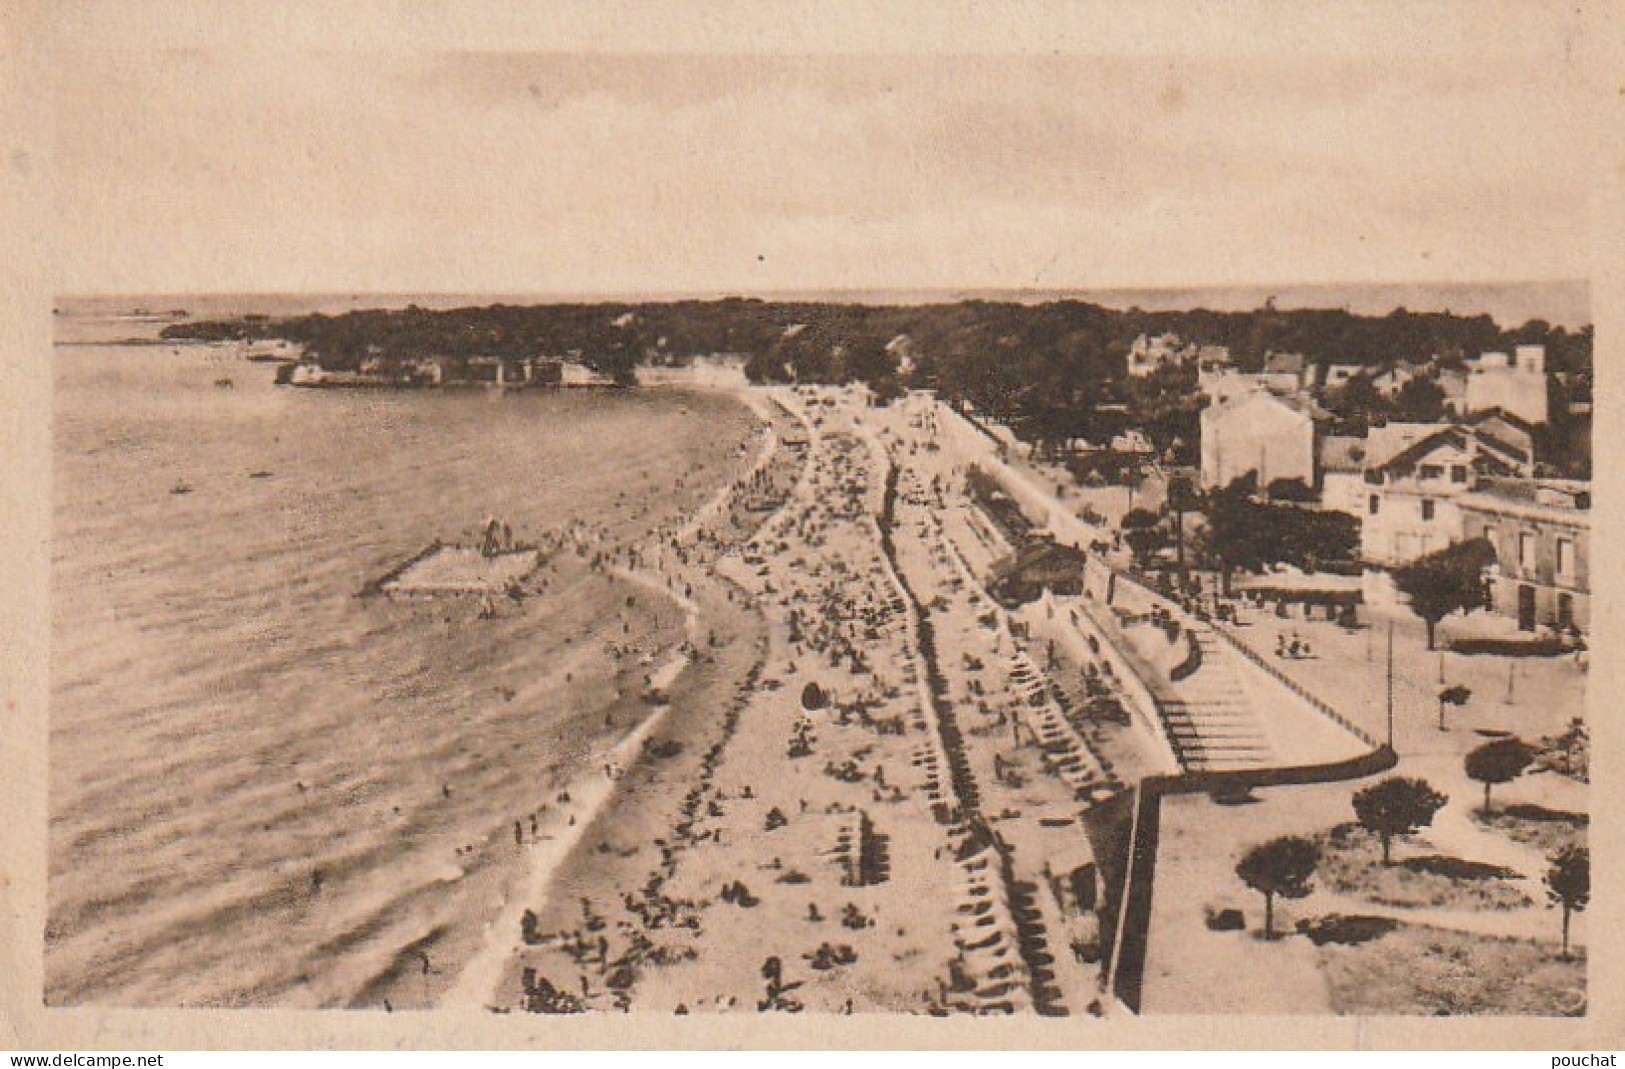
[1209,592,1588,946]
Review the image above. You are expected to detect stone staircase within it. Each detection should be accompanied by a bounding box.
[1156,629,1273,771]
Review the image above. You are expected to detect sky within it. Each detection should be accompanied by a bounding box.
[43,0,1603,299]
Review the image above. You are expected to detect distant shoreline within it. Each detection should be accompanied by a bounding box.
[54,279,1592,331]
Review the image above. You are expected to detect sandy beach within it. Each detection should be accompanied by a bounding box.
[437,384,1150,1016]
[50,331,1582,1019]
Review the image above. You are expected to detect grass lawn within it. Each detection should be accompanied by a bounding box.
[1474,804,1588,858]
[1318,922,1585,1016]
[1313,823,1532,911]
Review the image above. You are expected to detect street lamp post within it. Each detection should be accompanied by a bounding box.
[1386,620,1396,750]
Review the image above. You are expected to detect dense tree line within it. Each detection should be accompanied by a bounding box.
[1202,474,1361,588]
[164,298,1590,447]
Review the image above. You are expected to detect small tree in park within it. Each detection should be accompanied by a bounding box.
[1464,737,1534,812]
[1204,474,1266,594]
[1235,836,1320,940]
[1391,536,1488,646]
[1391,538,1497,650]
[1437,684,1471,732]
[1121,507,1161,532]
[1546,845,1590,960]
[1351,777,1449,866]
[1120,508,1165,565]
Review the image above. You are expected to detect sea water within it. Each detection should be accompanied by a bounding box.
[47,315,758,1006]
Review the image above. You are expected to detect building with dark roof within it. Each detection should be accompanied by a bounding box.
[1357,426,1518,565]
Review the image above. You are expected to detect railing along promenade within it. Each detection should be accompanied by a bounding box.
[915,393,1394,1013]
[1102,568,1393,1012]
[1115,568,1382,751]
[1209,621,1382,750]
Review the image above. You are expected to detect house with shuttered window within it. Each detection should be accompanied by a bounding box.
[1457,479,1590,634]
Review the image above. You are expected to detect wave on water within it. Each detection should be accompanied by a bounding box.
[46,344,763,1007]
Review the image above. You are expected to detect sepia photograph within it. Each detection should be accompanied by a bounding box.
[4,0,1623,1052]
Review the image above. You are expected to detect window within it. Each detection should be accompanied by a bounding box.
[1451,465,1468,483]
[1557,538,1575,578]
[1419,464,1444,480]
[1519,532,1536,570]
[1421,499,1436,522]
[1369,494,1380,516]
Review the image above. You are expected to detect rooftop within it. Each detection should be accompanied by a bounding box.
[1262,351,1306,375]
[1318,435,1366,474]
[1457,477,1591,525]
[1364,422,1450,468]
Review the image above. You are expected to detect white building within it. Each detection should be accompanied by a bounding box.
[1356,426,1520,565]
[1127,333,1229,377]
[1321,421,1438,518]
[1319,364,1365,392]
[1437,368,1470,416]
[1199,367,1302,404]
[1371,362,1420,399]
[561,361,613,386]
[885,333,918,378]
[1199,389,1322,490]
[1318,435,1368,516]
[1127,333,1187,377]
[1110,429,1154,455]
[1465,345,1548,425]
